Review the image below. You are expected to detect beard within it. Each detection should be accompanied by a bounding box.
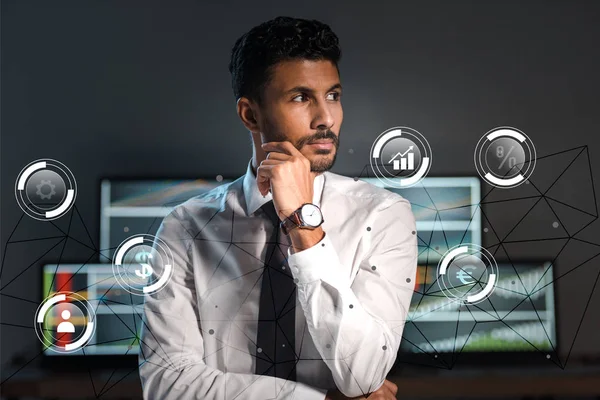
[261,123,340,173]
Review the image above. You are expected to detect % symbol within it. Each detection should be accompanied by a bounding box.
[496,145,517,171]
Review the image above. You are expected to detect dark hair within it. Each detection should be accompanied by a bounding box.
[228,16,341,105]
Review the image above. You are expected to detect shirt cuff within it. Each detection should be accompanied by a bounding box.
[292,383,328,400]
[286,232,347,285]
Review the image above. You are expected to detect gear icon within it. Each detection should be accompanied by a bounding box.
[35,179,57,200]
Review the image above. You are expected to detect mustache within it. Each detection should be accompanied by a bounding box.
[296,130,339,149]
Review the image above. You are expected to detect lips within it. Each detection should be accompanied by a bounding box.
[308,140,334,150]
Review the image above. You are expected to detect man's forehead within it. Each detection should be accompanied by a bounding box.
[268,59,341,93]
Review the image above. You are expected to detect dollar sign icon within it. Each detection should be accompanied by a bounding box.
[135,253,154,278]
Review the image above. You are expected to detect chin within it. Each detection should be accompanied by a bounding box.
[309,152,337,173]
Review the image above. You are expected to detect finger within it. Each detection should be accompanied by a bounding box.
[256,163,285,195]
[257,176,270,196]
[256,165,275,196]
[261,141,302,157]
[382,380,398,395]
[259,159,285,165]
[265,151,291,161]
[374,387,396,400]
[378,385,395,397]
[369,383,395,400]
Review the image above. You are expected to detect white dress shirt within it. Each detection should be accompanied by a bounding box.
[138,158,418,399]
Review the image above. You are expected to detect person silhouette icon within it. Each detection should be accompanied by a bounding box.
[57,309,75,333]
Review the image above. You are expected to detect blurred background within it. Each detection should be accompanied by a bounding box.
[1,0,599,399]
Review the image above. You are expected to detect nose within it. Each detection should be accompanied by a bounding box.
[311,99,335,131]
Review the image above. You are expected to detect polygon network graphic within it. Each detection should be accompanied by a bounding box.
[1,134,599,397]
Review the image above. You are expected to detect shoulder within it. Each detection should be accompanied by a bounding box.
[161,177,242,233]
[323,171,411,212]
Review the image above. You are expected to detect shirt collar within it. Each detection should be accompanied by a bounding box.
[242,158,326,216]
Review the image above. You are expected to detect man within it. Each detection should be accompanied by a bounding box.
[138,16,417,400]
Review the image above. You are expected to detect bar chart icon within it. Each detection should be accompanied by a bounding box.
[370,126,432,188]
[389,146,415,171]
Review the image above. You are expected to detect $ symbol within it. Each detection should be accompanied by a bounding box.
[134,251,152,263]
[456,265,477,285]
[135,253,153,278]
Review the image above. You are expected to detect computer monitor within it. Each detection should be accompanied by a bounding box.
[99,178,232,262]
[42,263,143,357]
[397,260,557,366]
[41,259,557,365]
[100,177,480,264]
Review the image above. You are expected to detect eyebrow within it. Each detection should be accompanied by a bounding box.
[284,83,342,96]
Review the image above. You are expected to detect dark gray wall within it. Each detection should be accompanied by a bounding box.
[2,0,599,377]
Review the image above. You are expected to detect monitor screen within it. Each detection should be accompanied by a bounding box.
[42,263,143,356]
[100,177,480,265]
[400,261,557,356]
[100,178,231,262]
[41,260,557,357]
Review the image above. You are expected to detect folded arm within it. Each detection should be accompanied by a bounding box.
[286,197,418,398]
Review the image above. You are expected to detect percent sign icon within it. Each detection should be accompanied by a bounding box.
[496,145,517,172]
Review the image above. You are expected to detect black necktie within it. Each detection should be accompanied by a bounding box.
[255,201,297,381]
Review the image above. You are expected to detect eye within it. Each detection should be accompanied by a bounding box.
[292,94,308,102]
[327,92,341,101]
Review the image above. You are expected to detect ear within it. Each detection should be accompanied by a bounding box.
[236,97,261,133]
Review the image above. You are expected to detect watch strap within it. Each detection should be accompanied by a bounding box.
[280,211,302,235]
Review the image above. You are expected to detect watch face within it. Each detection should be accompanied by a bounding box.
[300,204,322,226]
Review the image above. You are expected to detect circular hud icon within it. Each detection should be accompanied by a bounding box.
[370,126,432,188]
[112,234,174,296]
[474,127,536,188]
[15,158,77,220]
[437,244,499,304]
[34,292,96,354]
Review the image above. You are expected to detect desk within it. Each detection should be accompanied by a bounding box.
[1,367,600,399]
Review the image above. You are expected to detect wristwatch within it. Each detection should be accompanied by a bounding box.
[280,203,324,235]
